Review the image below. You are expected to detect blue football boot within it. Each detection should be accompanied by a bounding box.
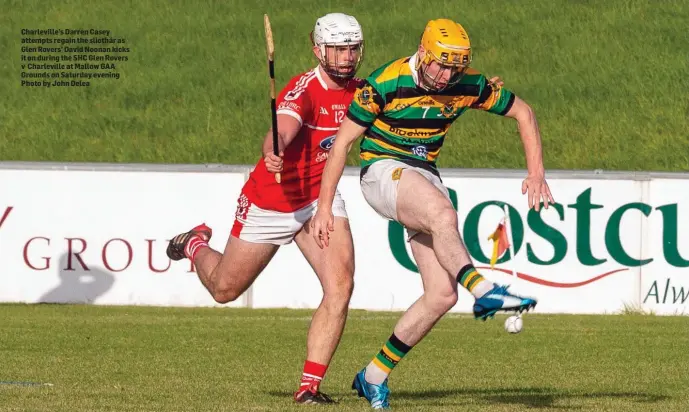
[473,284,537,320]
[352,368,391,409]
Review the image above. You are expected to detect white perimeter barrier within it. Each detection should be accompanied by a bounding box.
[0,162,687,315]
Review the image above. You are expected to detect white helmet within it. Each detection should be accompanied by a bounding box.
[311,13,364,79]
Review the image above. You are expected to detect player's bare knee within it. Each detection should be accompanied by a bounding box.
[322,272,354,309]
[340,274,355,300]
[329,256,355,297]
[434,293,458,314]
[211,286,242,304]
[429,205,458,235]
[426,287,458,314]
[327,274,354,301]
[210,275,245,304]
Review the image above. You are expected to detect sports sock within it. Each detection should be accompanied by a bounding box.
[184,236,208,262]
[457,264,493,298]
[365,333,412,384]
[298,360,328,393]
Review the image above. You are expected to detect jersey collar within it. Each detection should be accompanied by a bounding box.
[408,53,420,87]
[315,66,329,90]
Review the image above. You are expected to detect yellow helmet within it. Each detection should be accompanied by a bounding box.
[417,19,472,90]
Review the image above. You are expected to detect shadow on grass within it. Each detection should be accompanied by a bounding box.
[268,386,669,409]
[392,387,668,409]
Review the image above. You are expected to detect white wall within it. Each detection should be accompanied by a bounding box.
[1,162,686,315]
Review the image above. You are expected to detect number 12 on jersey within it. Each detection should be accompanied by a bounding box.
[335,110,345,124]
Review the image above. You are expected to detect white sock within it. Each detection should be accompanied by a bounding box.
[364,361,389,385]
[471,278,494,298]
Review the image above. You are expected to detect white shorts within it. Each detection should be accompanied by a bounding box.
[360,159,451,240]
[231,191,348,245]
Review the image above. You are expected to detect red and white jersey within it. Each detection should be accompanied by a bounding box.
[243,67,361,212]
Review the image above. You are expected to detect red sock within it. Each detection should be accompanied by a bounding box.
[184,236,208,261]
[298,360,328,393]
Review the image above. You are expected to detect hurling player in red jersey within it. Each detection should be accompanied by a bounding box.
[166,13,364,404]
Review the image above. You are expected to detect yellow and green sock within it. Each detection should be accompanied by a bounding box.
[457,264,493,298]
[364,333,412,384]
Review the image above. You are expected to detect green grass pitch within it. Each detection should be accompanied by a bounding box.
[2,305,688,411]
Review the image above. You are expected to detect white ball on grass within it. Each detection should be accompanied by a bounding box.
[504,315,523,334]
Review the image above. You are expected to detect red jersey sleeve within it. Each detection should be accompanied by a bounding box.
[275,71,316,126]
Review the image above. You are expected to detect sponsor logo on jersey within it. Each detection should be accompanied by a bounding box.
[412,145,428,159]
[440,101,459,117]
[278,101,301,112]
[316,151,329,163]
[357,85,374,105]
[319,135,337,151]
[389,128,437,138]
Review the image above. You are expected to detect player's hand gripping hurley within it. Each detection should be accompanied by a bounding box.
[264,14,281,183]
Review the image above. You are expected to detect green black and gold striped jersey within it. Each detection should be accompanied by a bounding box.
[347,54,515,176]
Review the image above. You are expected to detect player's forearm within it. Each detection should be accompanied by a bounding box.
[517,109,545,176]
[509,98,545,176]
[318,118,365,208]
[261,132,285,156]
[318,143,348,209]
[261,114,301,156]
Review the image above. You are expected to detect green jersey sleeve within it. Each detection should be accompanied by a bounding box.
[346,79,387,127]
[470,74,516,116]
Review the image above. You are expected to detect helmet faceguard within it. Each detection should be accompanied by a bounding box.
[312,13,364,80]
[416,19,472,91]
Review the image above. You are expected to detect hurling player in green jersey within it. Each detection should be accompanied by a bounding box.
[311,18,554,409]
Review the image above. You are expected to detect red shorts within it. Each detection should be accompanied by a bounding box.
[231,190,348,245]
